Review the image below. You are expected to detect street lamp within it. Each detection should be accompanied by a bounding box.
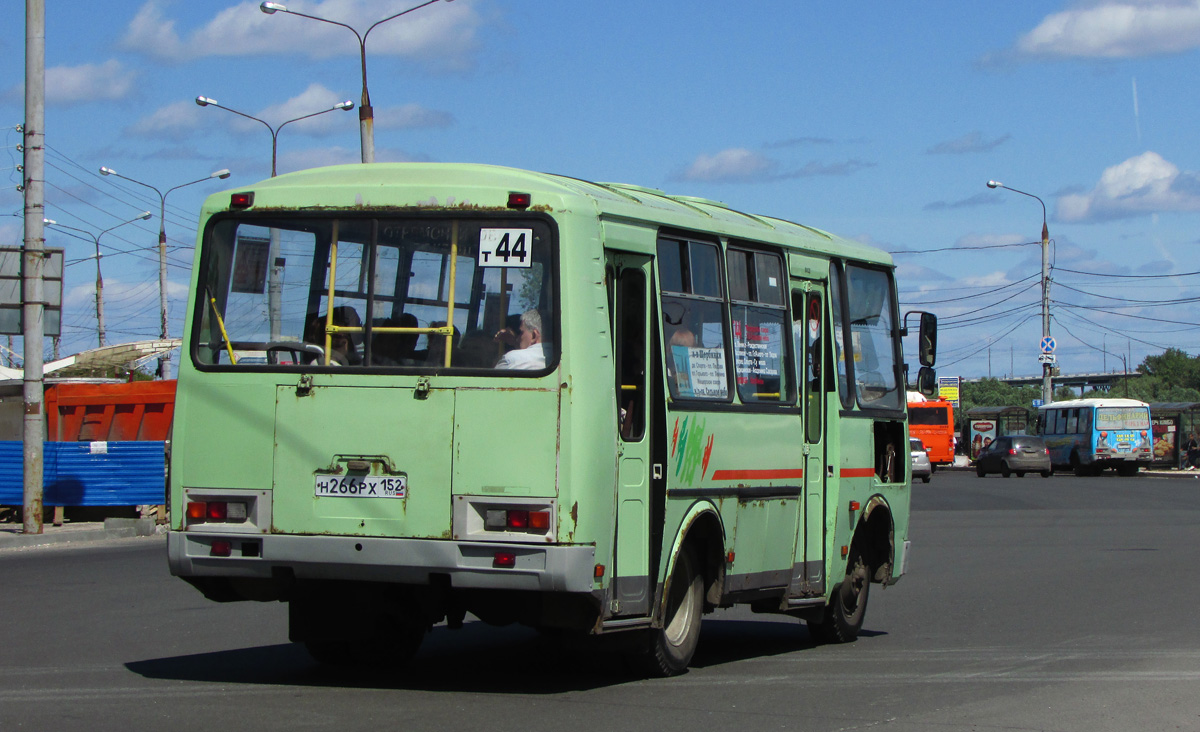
[98,166,232,377]
[46,212,152,348]
[195,96,354,177]
[260,0,453,164]
[987,180,1053,406]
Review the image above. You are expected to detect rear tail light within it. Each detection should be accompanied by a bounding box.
[186,500,248,525]
[484,508,551,534]
[1008,448,1018,456]
[493,552,517,568]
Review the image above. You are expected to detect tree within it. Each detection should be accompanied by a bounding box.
[1138,348,1200,394]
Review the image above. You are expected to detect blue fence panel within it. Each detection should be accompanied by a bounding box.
[0,441,166,506]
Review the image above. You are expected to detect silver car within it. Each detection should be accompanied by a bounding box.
[910,438,932,483]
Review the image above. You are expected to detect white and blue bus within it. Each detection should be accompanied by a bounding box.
[1037,398,1152,476]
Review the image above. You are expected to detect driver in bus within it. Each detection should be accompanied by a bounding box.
[493,309,546,370]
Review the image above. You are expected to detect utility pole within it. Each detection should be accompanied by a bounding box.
[22,0,46,535]
[988,180,1052,405]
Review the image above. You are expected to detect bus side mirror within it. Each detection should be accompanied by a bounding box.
[919,312,937,367]
[917,366,937,398]
[902,310,937,367]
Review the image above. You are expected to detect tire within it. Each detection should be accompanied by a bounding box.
[1001,462,1012,478]
[808,544,870,644]
[1016,471,1025,478]
[1040,470,1052,478]
[1117,463,1139,477]
[633,546,704,677]
[976,465,986,478]
[921,475,930,483]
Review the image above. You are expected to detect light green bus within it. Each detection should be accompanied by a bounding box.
[167,163,938,676]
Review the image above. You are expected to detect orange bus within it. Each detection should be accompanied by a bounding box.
[908,398,955,467]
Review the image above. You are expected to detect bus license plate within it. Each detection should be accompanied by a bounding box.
[314,474,407,498]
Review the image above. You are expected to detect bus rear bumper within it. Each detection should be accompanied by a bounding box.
[167,531,597,594]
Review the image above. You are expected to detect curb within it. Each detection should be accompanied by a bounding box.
[0,518,162,550]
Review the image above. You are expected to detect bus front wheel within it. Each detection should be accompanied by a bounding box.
[808,544,870,644]
[635,545,704,677]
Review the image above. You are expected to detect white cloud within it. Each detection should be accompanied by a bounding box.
[126,100,206,141]
[1057,151,1200,221]
[677,148,774,183]
[121,0,482,66]
[1016,0,1200,58]
[11,60,137,106]
[246,84,357,136]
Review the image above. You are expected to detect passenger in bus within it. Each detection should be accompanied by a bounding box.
[303,308,361,366]
[371,313,419,365]
[425,321,461,366]
[494,309,546,370]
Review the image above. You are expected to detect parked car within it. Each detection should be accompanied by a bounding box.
[910,438,932,483]
[975,435,1052,478]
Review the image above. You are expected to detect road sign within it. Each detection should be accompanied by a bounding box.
[1038,353,1057,364]
[937,376,961,408]
[1032,399,1044,408]
[1040,336,1056,354]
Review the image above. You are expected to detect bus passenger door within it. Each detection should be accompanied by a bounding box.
[793,285,827,596]
[608,252,654,617]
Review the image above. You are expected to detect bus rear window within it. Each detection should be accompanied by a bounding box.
[194,216,556,372]
[1096,407,1150,431]
[908,406,948,426]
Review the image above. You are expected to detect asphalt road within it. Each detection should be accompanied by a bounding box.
[2,470,1199,731]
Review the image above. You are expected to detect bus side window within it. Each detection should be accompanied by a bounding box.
[615,268,646,441]
[1079,409,1091,434]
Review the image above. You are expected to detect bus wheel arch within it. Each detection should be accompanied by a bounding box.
[859,496,896,584]
[635,506,724,676]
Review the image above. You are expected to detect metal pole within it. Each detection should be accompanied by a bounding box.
[95,234,106,347]
[358,38,373,164]
[1040,217,1051,406]
[157,195,169,378]
[22,0,46,534]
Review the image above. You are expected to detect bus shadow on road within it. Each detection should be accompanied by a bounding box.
[126,616,885,691]
[690,618,886,670]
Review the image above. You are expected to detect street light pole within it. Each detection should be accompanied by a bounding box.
[260,0,451,164]
[195,97,353,339]
[195,96,354,177]
[987,180,1053,406]
[98,167,231,377]
[46,212,152,348]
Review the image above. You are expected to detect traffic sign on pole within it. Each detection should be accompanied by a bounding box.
[1040,336,1056,354]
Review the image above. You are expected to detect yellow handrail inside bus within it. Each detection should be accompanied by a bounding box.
[209,297,238,365]
[321,219,459,366]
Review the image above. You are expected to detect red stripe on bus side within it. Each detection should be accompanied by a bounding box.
[710,468,805,481]
[839,468,875,478]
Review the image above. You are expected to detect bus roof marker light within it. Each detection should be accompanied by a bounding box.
[231,192,254,209]
[507,192,531,210]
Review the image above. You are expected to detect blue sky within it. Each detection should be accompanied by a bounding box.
[3,0,1199,379]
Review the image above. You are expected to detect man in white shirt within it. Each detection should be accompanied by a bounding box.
[495,309,546,370]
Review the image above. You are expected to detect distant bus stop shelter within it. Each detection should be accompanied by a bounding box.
[1148,402,1200,469]
[965,406,1030,460]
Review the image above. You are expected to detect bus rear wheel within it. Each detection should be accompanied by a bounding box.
[633,545,704,677]
[1117,463,1139,477]
[808,544,870,644]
